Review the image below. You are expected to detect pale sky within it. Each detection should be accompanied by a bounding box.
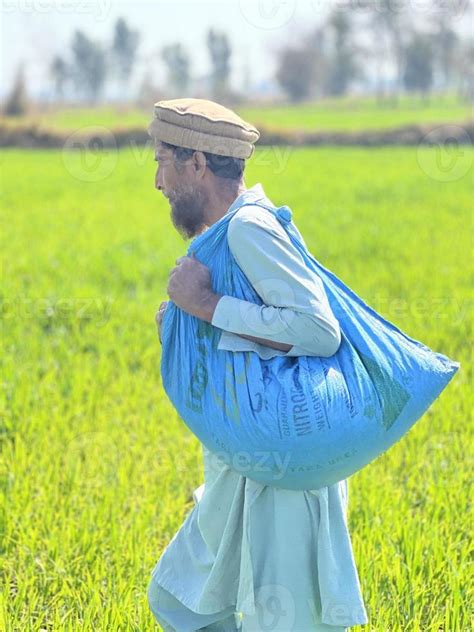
[0,0,327,99]
[1,0,472,100]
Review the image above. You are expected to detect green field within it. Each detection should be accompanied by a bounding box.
[1,145,472,630]
[241,95,473,132]
[1,95,472,133]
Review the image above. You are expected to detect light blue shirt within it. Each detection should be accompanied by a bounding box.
[211,183,342,360]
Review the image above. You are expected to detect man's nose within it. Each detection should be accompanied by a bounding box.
[155,168,163,191]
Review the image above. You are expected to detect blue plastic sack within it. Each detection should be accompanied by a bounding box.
[160,199,460,490]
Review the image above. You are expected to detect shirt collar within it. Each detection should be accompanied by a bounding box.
[189,183,270,253]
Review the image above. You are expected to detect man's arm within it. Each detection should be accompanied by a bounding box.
[200,208,342,357]
[195,292,292,352]
[230,332,293,352]
[167,258,292,352]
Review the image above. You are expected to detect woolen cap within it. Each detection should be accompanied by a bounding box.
[148,97,260,159]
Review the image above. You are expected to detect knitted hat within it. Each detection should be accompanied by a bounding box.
[148,97,260,159]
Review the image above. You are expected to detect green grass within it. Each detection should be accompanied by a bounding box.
[1,94,472,132]
[240,94,473,131]
[0,105,149,132]
[1,146,472,630]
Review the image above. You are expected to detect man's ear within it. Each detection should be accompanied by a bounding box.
[193,151,207,178]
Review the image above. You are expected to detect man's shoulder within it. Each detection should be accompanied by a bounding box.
[228,203,286,240]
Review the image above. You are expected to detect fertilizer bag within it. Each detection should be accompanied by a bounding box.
[160,199,460,490]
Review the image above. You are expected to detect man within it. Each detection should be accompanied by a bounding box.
[151,98,342,360]
[147,98,366,632]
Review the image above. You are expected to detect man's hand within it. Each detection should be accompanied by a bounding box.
[167,253,222,321]
[156,300,168,344]
[165,254,292,352]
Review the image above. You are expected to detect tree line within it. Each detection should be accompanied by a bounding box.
[277,2,473,103]
[48,18,232,104]
[3,3,473,115]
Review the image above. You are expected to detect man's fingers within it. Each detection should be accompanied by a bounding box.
[168,264,182,278]
[175,255,198,267]
[169,256,198,278]
[156,300,168,329]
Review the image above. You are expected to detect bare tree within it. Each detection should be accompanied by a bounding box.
[368,0,408,104]
[325,9,360,97]
[403,32,434,102]
[430,14,459,91]
[207,29,231,100]
[458,39,474,103]
[71,30,107,103]
[4,64,28,116]
[306,25,330,99]
[111,17,140,94]
[276,47,317,102]
[161,43,191,96]
[50,55,70,101]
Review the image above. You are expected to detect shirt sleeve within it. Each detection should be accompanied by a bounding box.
[210,207,341,357]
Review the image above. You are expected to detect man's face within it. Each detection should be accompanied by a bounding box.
[154,143,209,240]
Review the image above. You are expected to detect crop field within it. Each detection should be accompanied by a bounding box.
[1,144,472,630]
[1,95,472,133]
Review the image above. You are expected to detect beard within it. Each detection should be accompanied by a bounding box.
[168,183,209,240]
